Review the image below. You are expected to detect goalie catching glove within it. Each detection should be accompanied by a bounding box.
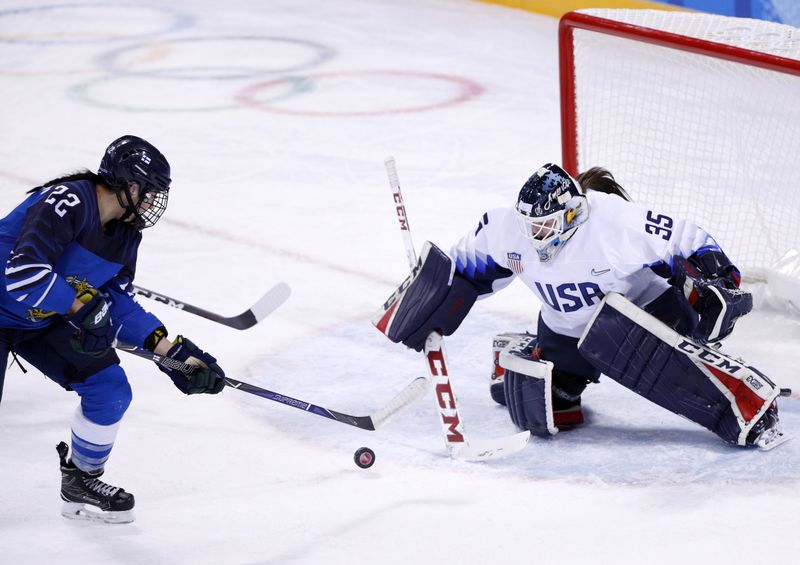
[672,252,752,343]
[373,241,478,351]
[159,336,226,395]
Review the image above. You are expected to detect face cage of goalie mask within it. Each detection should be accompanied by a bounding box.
[515,208,566,249]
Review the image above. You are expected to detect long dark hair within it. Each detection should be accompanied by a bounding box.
[575,166,632,202]
[27,169,104,194]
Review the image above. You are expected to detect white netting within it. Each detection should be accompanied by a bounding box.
[568,9,800,281]
[578,9,800,57]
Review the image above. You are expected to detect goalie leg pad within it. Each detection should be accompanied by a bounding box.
[499,335,558,437]
[578,293,781,446]
[373,241,477,352]
[492,329,589,429]
[490,332,532,406]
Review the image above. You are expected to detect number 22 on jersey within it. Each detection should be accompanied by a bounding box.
[44,184,81,218]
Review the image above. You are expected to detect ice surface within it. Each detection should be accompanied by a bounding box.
[1,1,798,564]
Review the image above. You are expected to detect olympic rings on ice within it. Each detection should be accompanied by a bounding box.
[68,72,312,113]
[96,36,337,80]
[22,9,485,116]
[0,3,193,45]
[235,70,485,117]
[66,34,334,112]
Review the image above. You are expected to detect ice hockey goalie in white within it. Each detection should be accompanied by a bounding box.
[375,163,785,448]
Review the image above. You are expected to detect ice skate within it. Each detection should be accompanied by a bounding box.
[57,442,135,524]
[553,396,584,430]
[746,403,791,451]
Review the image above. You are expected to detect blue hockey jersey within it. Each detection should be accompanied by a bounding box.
[0,180,163,347]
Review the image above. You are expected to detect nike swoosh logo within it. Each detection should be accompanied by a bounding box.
[591,268,611,276]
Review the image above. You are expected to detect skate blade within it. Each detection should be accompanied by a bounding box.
[756,428,792,451]
[61,501,134,524]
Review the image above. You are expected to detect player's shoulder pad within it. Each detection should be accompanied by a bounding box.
[35,179,93,210]
[472,206,518,237]
[586,190,647,225]
[32,179,96,228]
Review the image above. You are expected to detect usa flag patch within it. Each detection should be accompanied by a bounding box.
[507,252,523,274]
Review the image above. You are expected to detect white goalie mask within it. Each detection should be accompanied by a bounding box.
[515,163,589,262]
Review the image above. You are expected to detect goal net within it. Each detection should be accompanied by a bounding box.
[559,9,800,309]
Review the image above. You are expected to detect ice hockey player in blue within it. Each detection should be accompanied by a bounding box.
[374,163,787,451]
[0,135,226,523]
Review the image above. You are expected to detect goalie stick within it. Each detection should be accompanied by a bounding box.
[381,156,530,461]
[131,282,291,330]
[117,344,427,431]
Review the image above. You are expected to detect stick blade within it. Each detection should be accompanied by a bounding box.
[449,430,531,462]
[249,282,292,323]
[224,282,291,330]
[371,377,428,429]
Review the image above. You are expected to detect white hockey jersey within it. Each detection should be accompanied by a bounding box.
[449,190,721,338]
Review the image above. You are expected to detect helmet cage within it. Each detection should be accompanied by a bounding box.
[515,163,588,262]
[515,207,567,250]
[99,135,171,230]
[117,182,169,230]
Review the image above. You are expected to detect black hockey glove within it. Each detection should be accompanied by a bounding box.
[65,289,117,357]
[159,336,225,395]
[673,255,752,343]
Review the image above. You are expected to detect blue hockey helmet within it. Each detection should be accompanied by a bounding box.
[515,163,588,262]
[98,135,171,229]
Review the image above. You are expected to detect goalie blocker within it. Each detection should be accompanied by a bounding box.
[578,293,788,449]
[373,241,478,351]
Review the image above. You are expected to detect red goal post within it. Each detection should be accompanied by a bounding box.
[559,9,800,307]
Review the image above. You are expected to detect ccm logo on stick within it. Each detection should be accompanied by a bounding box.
[426,347,465,443]
[393,193,409,230]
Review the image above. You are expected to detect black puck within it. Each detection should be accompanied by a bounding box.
[354,447,375,469]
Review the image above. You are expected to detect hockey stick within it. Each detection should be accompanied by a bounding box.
[117,344,427,431]
[381,157,530,461]
[385,156,418,272]
[131,282,291,330]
